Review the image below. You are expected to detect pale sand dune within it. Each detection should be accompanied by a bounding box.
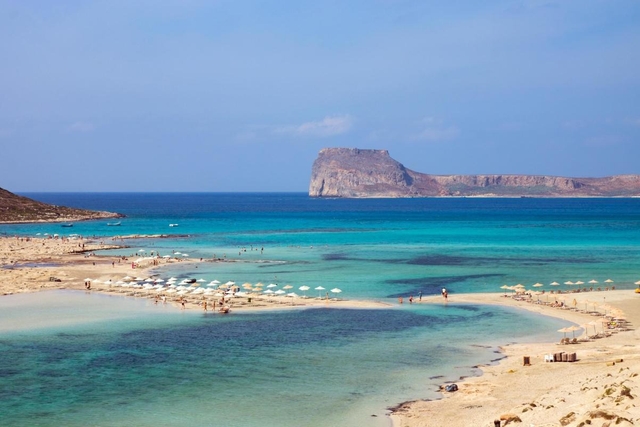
[391,291,640,427]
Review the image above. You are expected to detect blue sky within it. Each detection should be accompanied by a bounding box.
[1,0,639,192]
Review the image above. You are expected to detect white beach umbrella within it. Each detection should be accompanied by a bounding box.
[207,282,218,287]
[162,255,171,258]
[532,283,544,288]
[174,252,181,255]
[282,284,293,290]
[315,286,325,297]
[182,254,189,257]
[211,280,221,284]
[564,281,574,285]
[635,280,640,285]
[263,289,274,294]
[197,279,206,283]
[604,279,614,283]
[331,288,342,294]
[575,281,585,285]
[274,289,286,295]
[154,279,165,283]
[138,249,146,252]
[267,283,278,288]
[588,280,598,284]
[550,282,560,286]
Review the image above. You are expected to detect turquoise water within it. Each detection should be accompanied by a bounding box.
[1,194,639,426]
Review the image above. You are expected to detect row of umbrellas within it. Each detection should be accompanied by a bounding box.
[501,279,617,294]
[85,276,343,297]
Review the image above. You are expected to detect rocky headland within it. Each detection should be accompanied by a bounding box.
[0,187,123,224]
[309,148,640,198]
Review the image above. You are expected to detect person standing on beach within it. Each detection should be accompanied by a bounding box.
[419,291,422,301]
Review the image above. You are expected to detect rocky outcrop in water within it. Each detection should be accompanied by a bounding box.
[0,187,123,223]
[309,148,640,198]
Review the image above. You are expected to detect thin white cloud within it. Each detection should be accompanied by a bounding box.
[411,117,460,142]
[584,135,623,147]
[624,118,640,127]
[276,115,353,138]
[68,121,95,132]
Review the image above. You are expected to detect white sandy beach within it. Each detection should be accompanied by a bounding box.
[391,291,640,427]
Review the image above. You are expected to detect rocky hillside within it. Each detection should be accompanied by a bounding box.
[309,148,640,198]
[0,188,123,223]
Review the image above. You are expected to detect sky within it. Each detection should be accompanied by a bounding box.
[1,0,639,192]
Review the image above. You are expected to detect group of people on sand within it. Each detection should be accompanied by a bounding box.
[400,290,450,304]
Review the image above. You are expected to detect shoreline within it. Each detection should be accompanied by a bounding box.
[2,235,639,426]
[0,235,390,312]
[390,292,640,427]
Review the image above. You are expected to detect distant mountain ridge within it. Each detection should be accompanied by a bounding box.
[0,187,123,223]
[309,148,640,198]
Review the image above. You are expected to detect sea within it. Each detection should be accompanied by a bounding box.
[1,193,639,427]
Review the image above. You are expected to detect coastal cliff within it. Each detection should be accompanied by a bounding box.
[309,148,640,198]
[0,188,123,224]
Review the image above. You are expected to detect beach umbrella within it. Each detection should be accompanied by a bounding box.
[299,285,310,297]
[138,249,146,252]
[331,288,342,296]
[225,281,236,286]
[315,286,325,297]
[604,279,614,283]
[182,254,189,257]
[154,279,165,283]
[283,285,293,290]
[500,285,511,296]
[287,292,299,298]
[162,255,171,258]
[564,281,574,285]
[197,279,206,283]
[274,289,286,295]
[263,289,274,294]
[575,281,584,285]
[557,327,570,339]
[267,283,278,288]
[174,252,181,255]
[566,325,582,339]
[550,282,560,286]
[635,281,640,285]
[533,283,544,288]
[589,280,598,284]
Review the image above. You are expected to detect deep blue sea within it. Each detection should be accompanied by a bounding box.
[1,193,639,426]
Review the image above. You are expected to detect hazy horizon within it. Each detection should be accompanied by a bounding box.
[1,1,639,192]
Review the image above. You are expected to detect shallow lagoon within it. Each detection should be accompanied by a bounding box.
[0,291,567,427]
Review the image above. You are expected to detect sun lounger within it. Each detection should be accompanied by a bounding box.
[544,354,554,362]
